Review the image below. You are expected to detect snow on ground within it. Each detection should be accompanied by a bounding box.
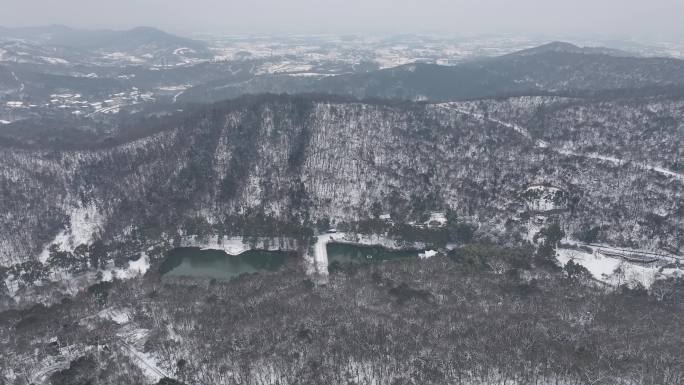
[312,232,345,275]
[101,52,145,63]
[523,185,566,212]
[154,85,188,103]
[199,236,252,255]
[419,250,438,259]
[555,140,682,182]
[256,61,314,75]
[26,344,91,385]
[648,165,684,180]
[341,233,426,251]
[102,252,150,281]
[556,247,682,288]
[39,203,104,263]
[3,274,20,297]
[439,103,684,183]
[426,212,447,227]
[564,240,683,264]
[38,56,69,65]
[285,72,335,77]
[172,91,184,103]
[181,235,299,256]
[438,104,535,140]
[5,268,78,302]
[0,120,10,124]
[5,252,150,304]
[156,85,190,92]
[173,47,193,55]
[373,49,416,69]
[116,327,168,382]
[98,307,132,325]
[166,324,183,343]
[524,216,546,243]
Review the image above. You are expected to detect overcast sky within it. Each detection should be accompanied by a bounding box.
[2,0,683,38]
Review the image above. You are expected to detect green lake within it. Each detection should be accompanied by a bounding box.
[326,243,421,272]
[160,247,295,280]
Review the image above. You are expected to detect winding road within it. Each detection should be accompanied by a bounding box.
[437,103,684,183]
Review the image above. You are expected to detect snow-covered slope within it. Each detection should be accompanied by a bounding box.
[0,95,681,273]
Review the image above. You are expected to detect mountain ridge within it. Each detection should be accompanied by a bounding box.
[0,93,681,269]
[505,41,637,57]
[178,41,684,103]
[0,25,211,65]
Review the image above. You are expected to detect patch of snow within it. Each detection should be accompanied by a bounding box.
[523,185,567,212]
[39,56,69,65]
[98,308,131,325]
[101,52,145,63]
[419,250,438,259]
[439,102,683,182]
[172,91,184,103]
[102,252,150,281]
[557,148,684,182]
[200,238,246,254]
[312,232,345,275]
[256,61,314,75]
[173,47,195,55]
[4,273,20,297]
[289,72,334,77]
[564,240,682,264]
[166,324,183,343]
[117,328,168,381]
[426,212,448,227]
[556,247,682,288]
[39,203,104,263]
[157,85,189,92]
[344,233,427,251]
[374,54,415,69]
[182,235,299,256]
[439,104,536,141]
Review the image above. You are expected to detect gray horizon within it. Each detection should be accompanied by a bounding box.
[1,0,683,40]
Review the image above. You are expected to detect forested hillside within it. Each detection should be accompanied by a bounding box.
[1,36,683,384]
[178,43,684,103]
[3,245,683,384]
[1,94,681,271]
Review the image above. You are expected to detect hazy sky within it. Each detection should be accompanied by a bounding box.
[2,0,683,38]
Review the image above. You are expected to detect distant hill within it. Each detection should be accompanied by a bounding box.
[1,93,682,268]
[505,41,635,57]
[0,25,211,64]
[45,26,207,53]
[179,41,684,103]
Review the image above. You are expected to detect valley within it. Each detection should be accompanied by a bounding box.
[0,25,683,385]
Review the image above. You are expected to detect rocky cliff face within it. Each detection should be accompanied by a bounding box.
[0,94,682,269]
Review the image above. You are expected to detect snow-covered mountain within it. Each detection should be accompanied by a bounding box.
[179,43,684,103]
[1,31,684,385]
[1,94,681,269]
[0,25,211,66]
